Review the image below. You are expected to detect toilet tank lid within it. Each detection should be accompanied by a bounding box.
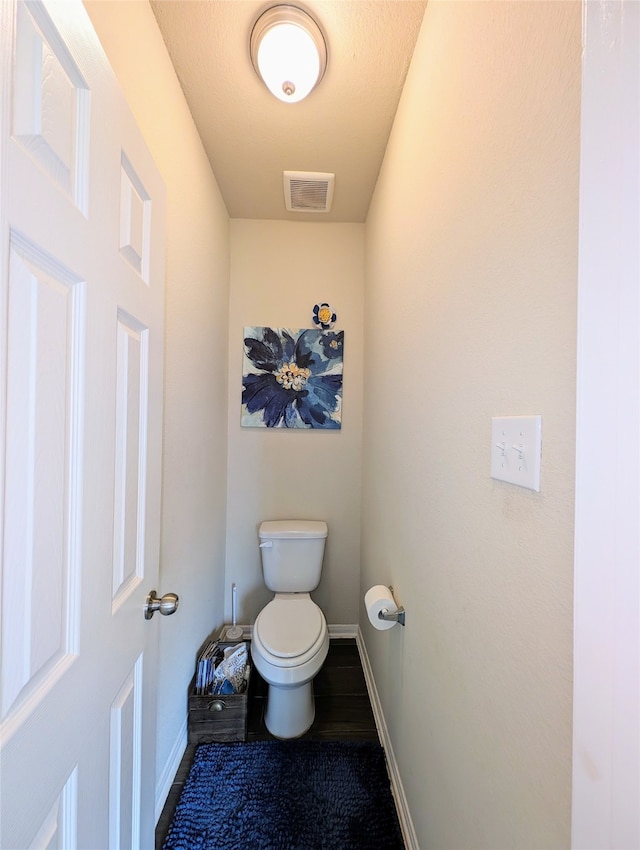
[259,520,328,539]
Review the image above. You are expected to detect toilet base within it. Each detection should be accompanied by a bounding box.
[264,680,315,739]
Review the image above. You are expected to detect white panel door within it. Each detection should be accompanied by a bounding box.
[0,2,166,847]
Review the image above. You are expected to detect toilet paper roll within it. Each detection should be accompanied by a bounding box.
[365,585,397,631]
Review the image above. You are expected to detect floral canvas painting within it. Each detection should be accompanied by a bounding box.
[242,327,344,429]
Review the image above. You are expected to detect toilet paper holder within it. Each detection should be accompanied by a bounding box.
[378,586,406,627]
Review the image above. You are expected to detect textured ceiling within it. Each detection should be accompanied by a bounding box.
[150,0,427,222]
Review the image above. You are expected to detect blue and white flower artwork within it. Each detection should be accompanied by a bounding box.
[242,327,344,429]
[312,302,337,330]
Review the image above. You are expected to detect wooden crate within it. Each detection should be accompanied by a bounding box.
[187,643,250,744]
[187,685,249,743]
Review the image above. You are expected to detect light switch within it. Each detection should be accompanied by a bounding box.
[491,415,542,492]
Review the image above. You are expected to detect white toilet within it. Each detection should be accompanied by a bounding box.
[251,520,330,739]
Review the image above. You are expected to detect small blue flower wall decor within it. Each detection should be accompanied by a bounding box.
[242,327,344,429]
[312,302,336,330]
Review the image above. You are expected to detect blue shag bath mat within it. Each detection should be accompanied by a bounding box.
[162,740,404,850]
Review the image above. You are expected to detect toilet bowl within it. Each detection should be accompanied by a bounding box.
[252,519,329,739]
[252,593,329,738]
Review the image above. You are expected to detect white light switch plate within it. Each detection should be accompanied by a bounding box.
[491,415,542,492]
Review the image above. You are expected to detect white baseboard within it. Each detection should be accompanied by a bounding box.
[328,623,358,639]
[356,627,419,850]
[220,623,359,641]
[155,715,187,824]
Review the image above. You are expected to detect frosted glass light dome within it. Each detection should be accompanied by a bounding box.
[250,6,327,104]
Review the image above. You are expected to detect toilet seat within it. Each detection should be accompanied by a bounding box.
[254,596,327,669]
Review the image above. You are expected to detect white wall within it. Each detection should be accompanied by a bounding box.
[362,2,581,848]
[84,0,230,802]
[226,220,364,625]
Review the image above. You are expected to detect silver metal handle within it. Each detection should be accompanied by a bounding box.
[378,606,406,626]
[208,700,225,712]
[377,586,406,626]
[144,590,179,620]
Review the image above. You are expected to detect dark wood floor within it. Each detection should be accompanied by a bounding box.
[155,638,378,849]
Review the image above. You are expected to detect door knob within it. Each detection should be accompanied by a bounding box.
[144,590,179,620]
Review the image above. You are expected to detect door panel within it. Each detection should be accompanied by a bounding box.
[109,656,143,850]
[2,232,83,725]
[0,2,166,847]
[12,0,90,212]
[113,309,148,605]
[29,767,78,850]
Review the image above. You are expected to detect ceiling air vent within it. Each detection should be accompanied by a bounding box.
[284,171,335,213]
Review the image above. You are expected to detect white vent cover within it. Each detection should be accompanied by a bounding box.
[284,171,334,213]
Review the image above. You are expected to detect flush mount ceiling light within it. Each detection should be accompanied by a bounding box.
[250,5,327,103]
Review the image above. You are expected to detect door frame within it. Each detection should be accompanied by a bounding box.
[572,0,639,846]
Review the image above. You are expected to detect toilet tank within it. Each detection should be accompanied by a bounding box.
[258,520,328,592]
